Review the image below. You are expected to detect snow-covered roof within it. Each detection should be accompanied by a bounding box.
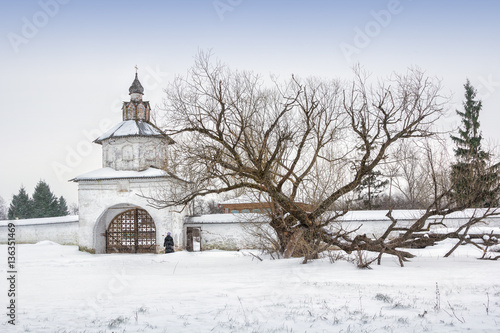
[72,167,171,181]
[338,210,424,221]
[0,215,78,227]
[338,208,500,221]
[185,209,500,225]
[186,213,268,224]
[219,193,271,205]
[94,120,173,144]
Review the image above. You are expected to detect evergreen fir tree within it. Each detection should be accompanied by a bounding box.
[31,180,59,218]
[450,80,497,206]
[355,170,389,210]
[57,196,69,216]
[451,79,488,161]
[8,186,33,219]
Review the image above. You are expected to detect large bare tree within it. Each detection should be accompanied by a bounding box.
[382,139,443,209]
[156,53,499,264]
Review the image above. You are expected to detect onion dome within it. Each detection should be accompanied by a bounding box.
[129,73,144,95]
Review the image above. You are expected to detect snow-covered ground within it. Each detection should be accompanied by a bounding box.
[1,241,499,332]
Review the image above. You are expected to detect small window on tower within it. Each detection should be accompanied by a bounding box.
[122,145,134,161]
[127,103,135,119]
[137,104,145,119]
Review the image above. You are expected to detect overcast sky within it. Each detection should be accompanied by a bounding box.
[1,0,500,207]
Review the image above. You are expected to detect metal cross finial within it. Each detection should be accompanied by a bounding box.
[135,65,138,74]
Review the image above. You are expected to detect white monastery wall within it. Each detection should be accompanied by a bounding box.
[3,210,500,252]
[0,216,78,245]
[184,221,257,251]
[185,210,500,251]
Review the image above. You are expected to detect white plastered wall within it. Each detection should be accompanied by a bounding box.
[101,137,168,171]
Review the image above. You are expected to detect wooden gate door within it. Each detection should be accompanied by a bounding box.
[106,208,156,253]
[186,227,194,251]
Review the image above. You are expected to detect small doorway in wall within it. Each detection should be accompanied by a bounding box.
[106,208,156,253]
[186,227,201,252]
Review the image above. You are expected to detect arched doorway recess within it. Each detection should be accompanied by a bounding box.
[106,208,156,253]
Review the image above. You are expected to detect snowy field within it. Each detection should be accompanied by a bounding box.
[1,241,499,333]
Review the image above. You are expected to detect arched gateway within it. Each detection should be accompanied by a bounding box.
[106,208,156,253]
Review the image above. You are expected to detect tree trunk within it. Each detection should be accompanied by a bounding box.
[283,228,305,259]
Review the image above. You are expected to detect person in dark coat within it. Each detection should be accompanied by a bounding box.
[164,232,174,253]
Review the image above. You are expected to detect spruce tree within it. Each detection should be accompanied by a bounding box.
[57,196,69,216]
[450,79,497,206]
[8,186,33,219]
[355,170,389,210]
[31,180,59,218]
